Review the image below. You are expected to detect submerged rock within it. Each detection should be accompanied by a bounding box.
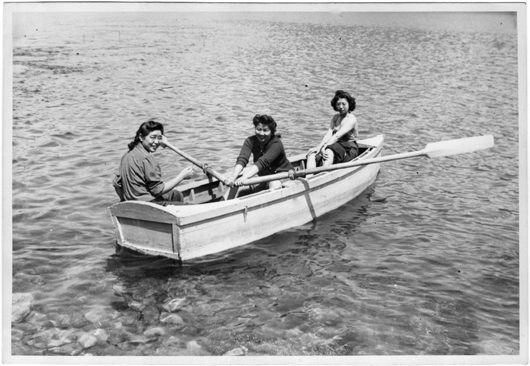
[282,312,309,329]
[78,333,98,349]
[186,340,203,352]
[181,325,200,336]
[156,336,184,355]
[223,346,247,356]
[48,342,83,356]
[160,335,181,347]
[141,305,160,324]
[160,313,185,326]
[116,341,131,351]
[84,308,115,324]
[112,284,129,296]
[118,309,139,326]
[129,335,151,344]
[11,328,25,342]
[70,313,90,328]
[25,312,47,326]
[29,328,75,349]
[93,328,109,344]
[47,313,72,329]
[47,335,73,348]
[162,297,186,312]
[144,327,166,339]
[12,293,34,323]
[127,300,146,312]
[108,329,131,346]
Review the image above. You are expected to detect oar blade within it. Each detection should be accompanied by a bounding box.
[424,135,494,158]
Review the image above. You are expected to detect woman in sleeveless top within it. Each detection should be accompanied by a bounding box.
[306,90,359,169]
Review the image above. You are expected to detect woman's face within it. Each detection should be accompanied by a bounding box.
[336,98,349,115]
[140,130,163,153]
[254,123,272,144]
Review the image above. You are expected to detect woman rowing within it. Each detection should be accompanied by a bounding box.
[227,114,293,194]
[112,121,194,206]
[306,90,359,170]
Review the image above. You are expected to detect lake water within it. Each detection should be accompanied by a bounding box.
[8,9,521,360]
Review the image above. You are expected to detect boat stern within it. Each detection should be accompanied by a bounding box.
[107,201,182,260]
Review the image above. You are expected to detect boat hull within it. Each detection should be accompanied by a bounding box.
[108,135,384,261]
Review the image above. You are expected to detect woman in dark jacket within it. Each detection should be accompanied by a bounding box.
[228,114,293,193]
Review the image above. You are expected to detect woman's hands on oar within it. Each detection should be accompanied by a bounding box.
[240,135,495,186]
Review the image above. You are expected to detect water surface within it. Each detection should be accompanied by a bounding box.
[10,11,520,358]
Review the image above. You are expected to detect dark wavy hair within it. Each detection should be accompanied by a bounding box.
[252,114,277,136]
[331,90,356,112]
[128,121,165,151]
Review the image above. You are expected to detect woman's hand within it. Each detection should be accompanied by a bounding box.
[233,176,247,187]
[226,174,237,188]
[307,147,319,156]
[227,165,245,187]
[180,166,195,180]
[232,165,257,187]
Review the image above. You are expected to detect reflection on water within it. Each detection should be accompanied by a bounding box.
[11,12,519,357]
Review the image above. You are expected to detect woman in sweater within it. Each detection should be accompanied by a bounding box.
[228,114,293,193]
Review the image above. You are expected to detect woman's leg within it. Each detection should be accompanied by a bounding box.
[269,180,282,190]
[152,190,187,206]
[322,149,335,166]
[306,152,317,169]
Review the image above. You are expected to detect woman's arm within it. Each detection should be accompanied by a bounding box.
[316,128,334,150]
[307,116,338,155]
[307,128,333,155]
[234,165,259,186]
[154,135,195,195]
[230,138,254,186]
[159,166,194,195]
[323,115,357,147]
[228,163,245,186]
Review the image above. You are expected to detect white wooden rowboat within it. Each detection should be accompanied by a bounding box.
[108,135,384,261]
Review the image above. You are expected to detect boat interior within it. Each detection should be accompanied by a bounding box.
[177,144,373,205]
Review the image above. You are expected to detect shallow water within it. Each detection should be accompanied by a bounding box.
[10,12,519,357]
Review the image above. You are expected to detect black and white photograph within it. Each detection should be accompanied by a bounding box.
[3,2,526,364]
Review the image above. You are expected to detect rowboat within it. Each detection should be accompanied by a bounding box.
[108,135,384,261]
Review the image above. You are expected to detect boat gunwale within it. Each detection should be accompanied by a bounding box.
[170,162,379,230]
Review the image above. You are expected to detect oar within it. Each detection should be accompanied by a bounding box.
[241,135,494,186]
[164,142,230,185]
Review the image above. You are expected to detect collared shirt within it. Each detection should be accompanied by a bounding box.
[236,135,293,176]
[112,144,164,201]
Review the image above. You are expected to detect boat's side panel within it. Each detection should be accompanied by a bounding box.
[304,163,380,218]
[178,162,380,260]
